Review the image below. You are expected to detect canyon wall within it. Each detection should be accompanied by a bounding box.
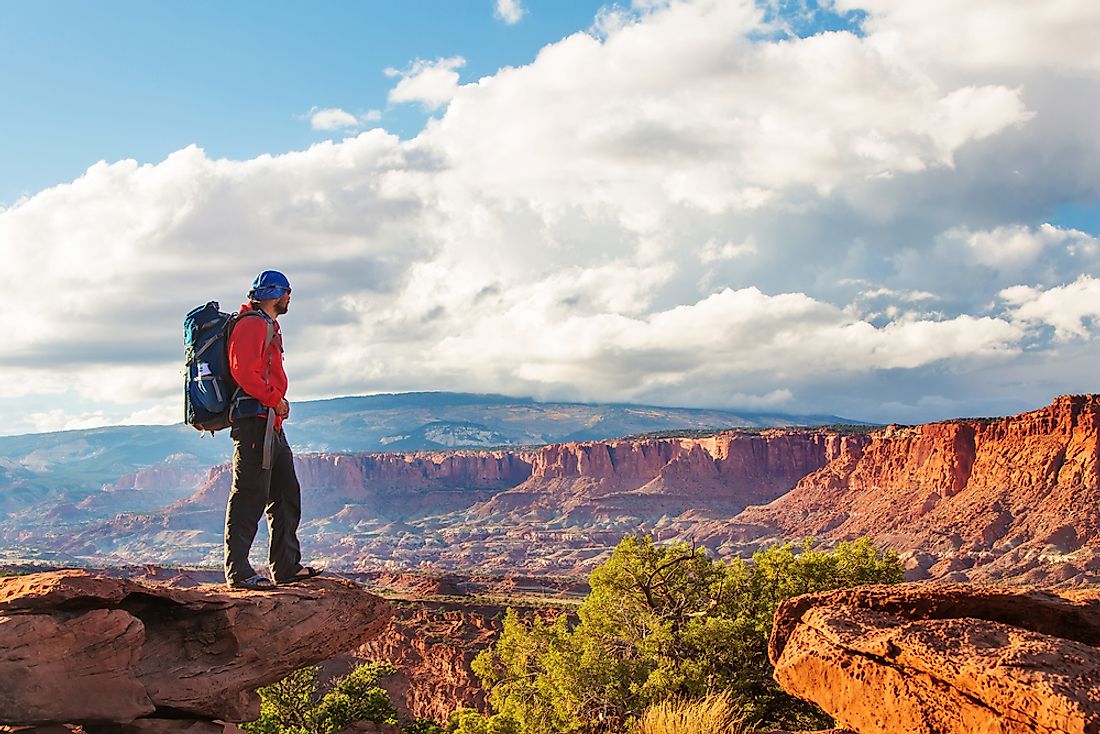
[176,450,535,518]
[350,593,572,724]
[355,601,501,722]
[470,430,856,522]
[725,394,1100,584]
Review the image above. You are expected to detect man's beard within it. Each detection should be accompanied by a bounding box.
[275,297,290,315]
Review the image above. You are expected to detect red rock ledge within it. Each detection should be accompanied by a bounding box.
[0,569,393,729]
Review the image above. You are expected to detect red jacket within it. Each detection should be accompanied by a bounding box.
[228,304,288,429]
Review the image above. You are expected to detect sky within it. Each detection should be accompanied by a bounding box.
[1,0,1099,436]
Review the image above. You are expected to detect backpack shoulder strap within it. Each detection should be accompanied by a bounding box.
[234,311,277,360]
[235,312,277,382]
[262,318,276,379]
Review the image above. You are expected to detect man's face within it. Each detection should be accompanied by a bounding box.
[274,290,291,315]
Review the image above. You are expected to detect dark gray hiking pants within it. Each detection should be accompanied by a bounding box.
[224,417,303,584]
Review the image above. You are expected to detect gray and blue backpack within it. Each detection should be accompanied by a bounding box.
[183,302,272,432]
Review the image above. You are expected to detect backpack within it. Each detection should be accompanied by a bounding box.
[183,302,273,432]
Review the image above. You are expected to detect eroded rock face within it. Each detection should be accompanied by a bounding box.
[177,450,535,519]
[729,395,1100,584]
[471,431,855,523]
[0,570,393,727]
[770,583,1100,734]
[357,601,496,722]
[63,430,851,574]
[352,601,570,723]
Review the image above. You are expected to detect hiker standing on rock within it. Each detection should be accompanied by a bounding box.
[224,270,321,590]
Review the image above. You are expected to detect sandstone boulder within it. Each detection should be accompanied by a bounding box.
[0,570,393,727]
[770,583,1100,734]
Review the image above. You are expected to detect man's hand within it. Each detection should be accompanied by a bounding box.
[276,398,290,417]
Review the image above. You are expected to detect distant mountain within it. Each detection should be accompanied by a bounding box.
[0,391,854,494]
[285,392,855,452]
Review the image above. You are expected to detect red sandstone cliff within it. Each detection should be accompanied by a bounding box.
[175,450,534,519]
[724,395,1100,585]
[72,455,211,518]
[354,601,499,721]
[99,454,210,493]
[469,431,856,523]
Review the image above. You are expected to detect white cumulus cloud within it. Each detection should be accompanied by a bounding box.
[835,0,1100,74]
[495,0,526,25]
[386,56,466,111]
[309,107,361,131]
[946,223,1100,275]
[1002,275,1100,341]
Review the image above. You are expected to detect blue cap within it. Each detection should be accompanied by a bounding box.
[249,270,291,301]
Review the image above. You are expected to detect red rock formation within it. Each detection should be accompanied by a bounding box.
[99,454,209,493]
[0,570,392,728]
[728,395,1100,585]
[472,430,854,521]
[770,583,1100,734]
[74,456,211,518]
[79,431,853,574]
[355,601,499,721]
[176,450,534,518]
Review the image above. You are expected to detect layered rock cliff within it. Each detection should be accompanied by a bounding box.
[177,450,534,518]
[73,454,212,518]
[469,431,855,523]
[355,601,502,721]
[721,395,1100,584]
[59,430,848,573]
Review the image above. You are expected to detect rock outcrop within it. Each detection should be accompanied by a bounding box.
[770,583,1100,734]
[0,570,393,728]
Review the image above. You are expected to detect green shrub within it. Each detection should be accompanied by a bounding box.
[473,535,902,733]
[445,708,521,734]
[242,661,399,734]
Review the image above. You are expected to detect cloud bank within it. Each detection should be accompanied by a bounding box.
[1,0,1099,434]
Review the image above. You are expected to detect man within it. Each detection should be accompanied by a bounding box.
[224,269,321,590]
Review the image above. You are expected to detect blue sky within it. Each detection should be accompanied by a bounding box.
[2,0,1100,435]
[0,1,615,204]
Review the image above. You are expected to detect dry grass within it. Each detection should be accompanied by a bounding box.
[636,693,745,734]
